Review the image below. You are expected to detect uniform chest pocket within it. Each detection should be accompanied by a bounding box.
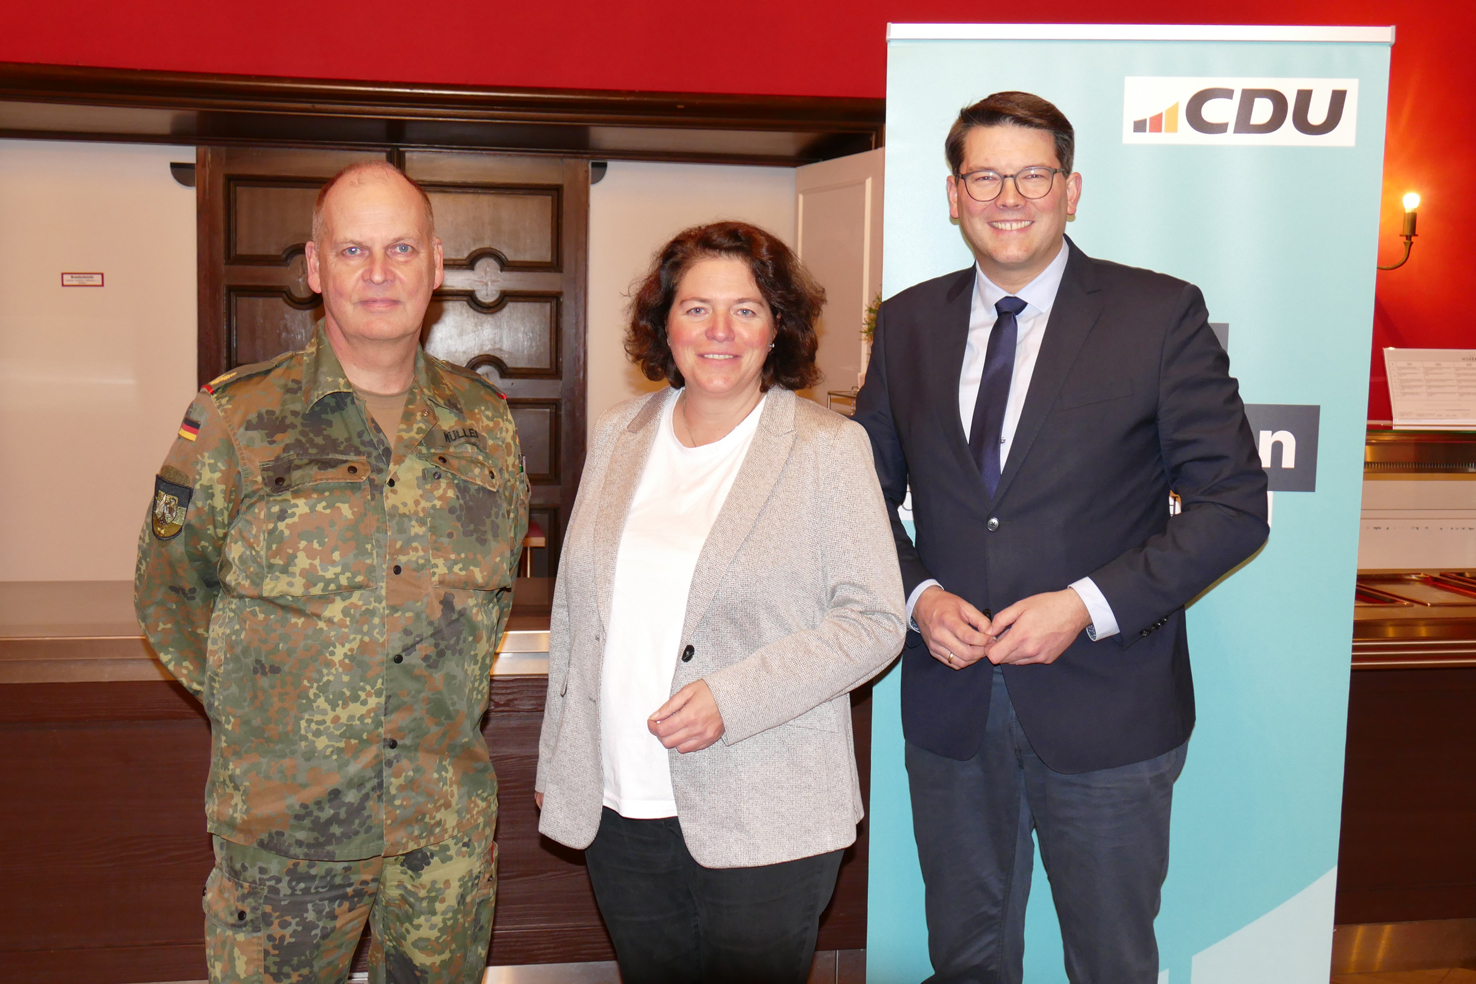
[255,454,374,596]
[420,450,513,590]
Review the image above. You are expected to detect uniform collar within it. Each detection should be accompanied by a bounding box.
[302,321,463,417]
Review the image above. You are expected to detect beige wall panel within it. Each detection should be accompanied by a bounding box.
[585,161,796,443]
[0,140,197,581]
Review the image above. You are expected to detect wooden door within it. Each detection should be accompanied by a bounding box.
[197,148,588,574]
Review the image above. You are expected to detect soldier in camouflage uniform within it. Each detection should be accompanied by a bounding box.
[136,161,528,984]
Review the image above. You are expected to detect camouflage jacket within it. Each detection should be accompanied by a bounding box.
[135,325,528,861]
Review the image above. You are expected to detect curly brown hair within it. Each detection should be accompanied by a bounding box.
[626,221,825,391]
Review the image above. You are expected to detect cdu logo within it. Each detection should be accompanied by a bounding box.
[1123,78,1358,147]
[1242,404,1321,492]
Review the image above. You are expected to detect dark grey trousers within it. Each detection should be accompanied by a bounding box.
[906,666,1187,984]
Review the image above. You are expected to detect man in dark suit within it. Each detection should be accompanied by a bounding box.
[854,92,1269,984]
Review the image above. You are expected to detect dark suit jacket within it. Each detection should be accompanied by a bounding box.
[854,238,1269,772]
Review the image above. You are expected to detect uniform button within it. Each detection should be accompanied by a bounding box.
[438,455,448,464]
[433,471,442,480]
[393,654,403,664]
[236,910,246,921]
[386,738,398,749]
[387,478,395,488]
[393,564,402,575]
[681,644,694,662]
[987,517,1000,532]
[274,476,285,487]
[347,465,358,474]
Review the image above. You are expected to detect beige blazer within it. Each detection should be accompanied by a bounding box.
[535,387,906,868]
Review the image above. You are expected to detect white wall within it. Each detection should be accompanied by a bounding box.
[586,161,796,441]
[0,140,197,580]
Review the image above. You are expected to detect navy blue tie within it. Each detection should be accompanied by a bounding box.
[969,295,1028,499]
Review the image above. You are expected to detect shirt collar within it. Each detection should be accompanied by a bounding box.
[302,320,463,416]
[973,238,1070,320]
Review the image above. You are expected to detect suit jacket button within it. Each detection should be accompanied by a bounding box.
[983,609,993,620]
[987,517,1000,531]
[681,644,694,662]
[1141,628,1151,638]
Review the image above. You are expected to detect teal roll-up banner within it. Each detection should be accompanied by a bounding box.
[868,24,1391,984]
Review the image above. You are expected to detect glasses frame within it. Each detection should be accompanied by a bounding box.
[955,166,1069,203]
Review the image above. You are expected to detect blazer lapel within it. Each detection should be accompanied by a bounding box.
[593,389,670,629]
[993,239,1105,505]
[679,388,797,644]
[937,267,985,484]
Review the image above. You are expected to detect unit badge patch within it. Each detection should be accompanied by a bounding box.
[151,476,193,540]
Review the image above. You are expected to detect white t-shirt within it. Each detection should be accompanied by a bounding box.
[600,389,767,818]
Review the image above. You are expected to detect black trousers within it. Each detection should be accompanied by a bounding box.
[583,808,844,984]
[907,666,1187,984]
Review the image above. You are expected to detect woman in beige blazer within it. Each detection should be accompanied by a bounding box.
[534,221,905,983]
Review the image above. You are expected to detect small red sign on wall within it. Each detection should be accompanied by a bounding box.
[61,272,104,287]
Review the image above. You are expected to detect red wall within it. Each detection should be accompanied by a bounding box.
[5,0,1472,418]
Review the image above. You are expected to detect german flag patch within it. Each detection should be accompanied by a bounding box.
[178,416,201,442]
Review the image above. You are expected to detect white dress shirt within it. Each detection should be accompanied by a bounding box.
[905,242,1120,641]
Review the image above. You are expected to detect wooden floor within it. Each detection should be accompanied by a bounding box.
[1332,970,1476,983]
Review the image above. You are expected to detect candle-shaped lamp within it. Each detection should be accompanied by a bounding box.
[1379,192,1421,270]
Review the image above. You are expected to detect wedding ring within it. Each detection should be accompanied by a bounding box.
[946,651,955,664]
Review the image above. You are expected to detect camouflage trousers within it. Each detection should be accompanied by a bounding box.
[203,824,497,984]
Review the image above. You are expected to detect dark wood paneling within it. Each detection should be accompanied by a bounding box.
[557,157,590,567]
[0,62,884,166]
[1336,667,1476,924]
[196,145,225,388]
[427,185,561,269]
[428,294,561,378]
[228,289,318,365]
[507,400,561,484]
[0,675,871,981]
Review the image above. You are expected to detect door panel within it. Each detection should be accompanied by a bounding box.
[230,181,322,259]
[197,147,587,575]
[429,187,560,266]
[421,295,560,375]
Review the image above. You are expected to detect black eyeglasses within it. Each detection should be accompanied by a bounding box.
[956,166,1067,202]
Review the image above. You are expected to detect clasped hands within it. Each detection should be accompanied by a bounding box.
[534,679,725,810]
[915,584,1092,670]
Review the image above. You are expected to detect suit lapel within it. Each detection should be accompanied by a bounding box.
[993,240,1105,505]
[593,389,670,629]
[936,267,986,484]
[679,388,797,644]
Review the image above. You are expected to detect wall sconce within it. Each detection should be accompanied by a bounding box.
[1378,192,1419,270]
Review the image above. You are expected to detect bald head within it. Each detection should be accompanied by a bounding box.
[311,161,435,247]
[304,160,445,379]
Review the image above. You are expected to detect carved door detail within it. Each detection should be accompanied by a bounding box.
[198,148,588,575]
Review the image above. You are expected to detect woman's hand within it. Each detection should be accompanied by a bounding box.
[534,791,543,810]
[648,680,726,753]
